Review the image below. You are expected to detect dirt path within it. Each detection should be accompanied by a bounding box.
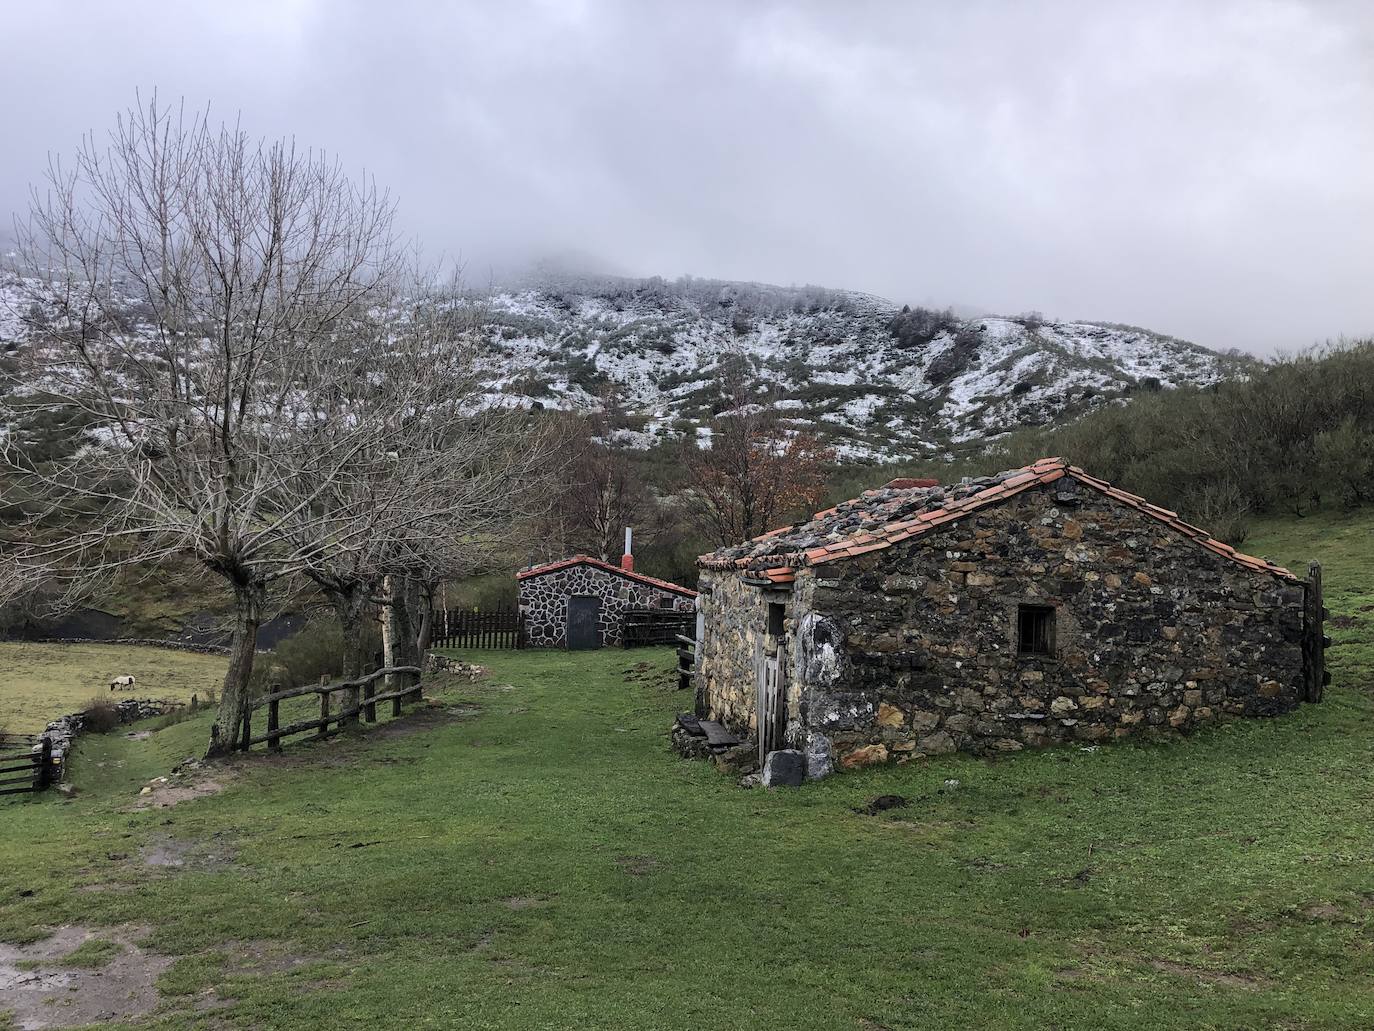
[0,926,170,1030]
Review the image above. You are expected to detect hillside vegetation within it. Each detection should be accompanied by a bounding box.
[833,340,1374,545]
[0,511,1370,1029]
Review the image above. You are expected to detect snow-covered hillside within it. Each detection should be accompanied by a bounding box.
[0,268,1251,460]
[465,274,1250,459]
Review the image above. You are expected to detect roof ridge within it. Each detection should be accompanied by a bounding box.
[697,457,1296,582]
[518,554,698,596]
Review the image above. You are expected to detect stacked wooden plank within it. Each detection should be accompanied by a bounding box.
[675,713,739,754]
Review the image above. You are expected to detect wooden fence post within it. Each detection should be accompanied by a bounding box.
[320,687,331,736]
[37,737,53,790]
[363,681,377,723]
[241,708,252,753]
[268,696,281,753]
[1304,560,1327,703]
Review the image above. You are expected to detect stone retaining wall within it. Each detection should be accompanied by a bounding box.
[22,637,231,655]
[40,698,187,778]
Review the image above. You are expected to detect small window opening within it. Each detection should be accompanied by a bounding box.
[1018,604,1055,656]
[767,602,786,640]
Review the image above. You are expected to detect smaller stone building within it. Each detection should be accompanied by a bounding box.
[517,555,697,649]
[692,458,1326,777]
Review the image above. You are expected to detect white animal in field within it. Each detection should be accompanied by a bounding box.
[109,675,136,691]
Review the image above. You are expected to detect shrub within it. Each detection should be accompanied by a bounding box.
[251,615,383,693]
[926,324,983,387]
[80,698,122,734]
[970,338,1374,529]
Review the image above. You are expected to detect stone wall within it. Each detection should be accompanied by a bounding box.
[701,479,1308,775]
[22,637,232,656]
[41,698,187,778]
[696,571,786,729]
[519,562,695,648]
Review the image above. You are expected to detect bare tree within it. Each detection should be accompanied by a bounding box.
[3,95,402,755]
[539,406,653,563]
[683,372,832,544]
[277,283,561,707]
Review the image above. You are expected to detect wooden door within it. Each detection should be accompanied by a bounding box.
[757,652,784,764]
[756,601,787,762]
[567,596,601,650]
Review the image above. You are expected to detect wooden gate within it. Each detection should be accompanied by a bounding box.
[622,609,695,647]
[0,737,56,798]
[756,647,785,764]
[1302,560,1329,702]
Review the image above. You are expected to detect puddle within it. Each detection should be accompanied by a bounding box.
[138,834,237,871]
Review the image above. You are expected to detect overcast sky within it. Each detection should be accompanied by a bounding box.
[3,1,1371,353]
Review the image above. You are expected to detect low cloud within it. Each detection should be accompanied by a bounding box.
[3,0,1371,353]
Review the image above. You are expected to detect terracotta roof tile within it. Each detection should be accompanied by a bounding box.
[697,456,1298,582]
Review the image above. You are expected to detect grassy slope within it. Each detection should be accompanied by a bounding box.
[0,513,1369,1029]
[0,643,227,733]
[1245,509,1374,689]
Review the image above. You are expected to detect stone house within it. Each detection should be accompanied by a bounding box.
[692,458,1326,778]
[517,555,697,649]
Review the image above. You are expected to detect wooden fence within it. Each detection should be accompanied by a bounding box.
[675,634,697,694]
[622,609,695,648]
[0,736,56,797]
[237,665,424,754]
[431,608,525,650]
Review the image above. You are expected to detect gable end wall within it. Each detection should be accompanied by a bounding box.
[791,479,1306,770]
[519,564,695,648]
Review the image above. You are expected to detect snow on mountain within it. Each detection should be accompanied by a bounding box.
[465,274,1250,459]
[0,267,1251,460]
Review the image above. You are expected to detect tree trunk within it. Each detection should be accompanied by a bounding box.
[404,578,428,661]
[393,581,418,668]
[207,583,264,758]
[414,581,435,656]
[327,582,373,726]
[382,575,419,693]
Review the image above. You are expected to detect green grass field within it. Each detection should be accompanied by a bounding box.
[0,513,1371,1028]
[0,643,228,734]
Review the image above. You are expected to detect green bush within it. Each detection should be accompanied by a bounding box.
[80,698,122,734]
[252,616,383,692]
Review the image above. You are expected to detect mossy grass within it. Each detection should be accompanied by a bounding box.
[57,936,124,968]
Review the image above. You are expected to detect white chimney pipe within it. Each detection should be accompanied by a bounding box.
[621,527,634,572]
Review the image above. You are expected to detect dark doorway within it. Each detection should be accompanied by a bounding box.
[567,596,601,650]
